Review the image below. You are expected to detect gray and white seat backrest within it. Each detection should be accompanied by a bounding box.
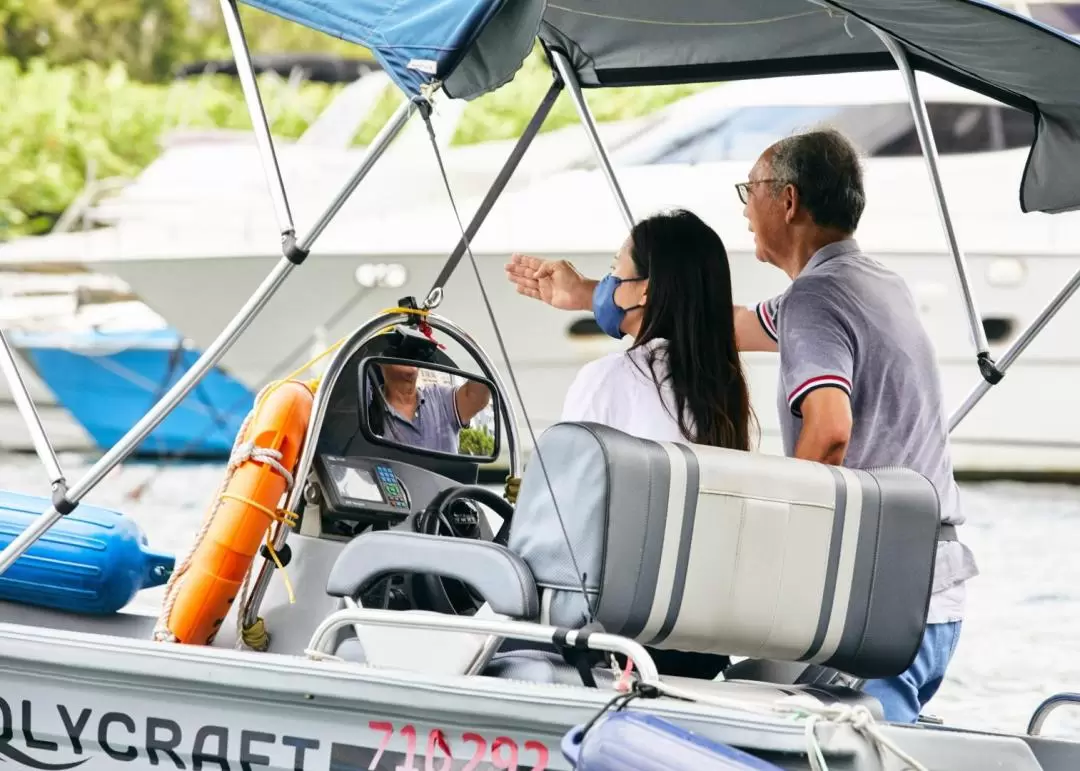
[507,422,942,679]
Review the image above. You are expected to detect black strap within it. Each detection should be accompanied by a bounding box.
[553,628,600,688]
[939,523,958,541]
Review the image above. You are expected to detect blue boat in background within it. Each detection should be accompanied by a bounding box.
[8,326,253,458]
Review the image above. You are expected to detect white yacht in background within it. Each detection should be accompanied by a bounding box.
[2,69,1079,476]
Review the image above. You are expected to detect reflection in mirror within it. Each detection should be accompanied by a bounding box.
[359,356,501,463]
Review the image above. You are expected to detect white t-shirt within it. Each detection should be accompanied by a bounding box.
[560,338,693,443]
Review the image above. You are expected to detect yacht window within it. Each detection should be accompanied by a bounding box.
[614,101,1037,166]
[873,104,1034,156]
[633,105,842,166]
[875,103,994,156]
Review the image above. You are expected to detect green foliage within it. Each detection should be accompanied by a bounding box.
[0,0,370,82]
[0,56,341,239]
[0,46,715,242]
[0,0,196,82]
[458,426,496,457]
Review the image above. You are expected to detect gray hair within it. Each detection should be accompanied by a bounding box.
[768,128,866,233]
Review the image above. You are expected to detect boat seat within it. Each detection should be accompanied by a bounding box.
[504,422,942,685]
[324,531,538,673]
[320,421,940,703]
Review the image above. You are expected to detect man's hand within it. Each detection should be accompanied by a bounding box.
[793,387,852,465]
[455,380,492,426]
[505,254,596,311]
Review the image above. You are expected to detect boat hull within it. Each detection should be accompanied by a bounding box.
[8,328,253,459]
[0,613,1067,771]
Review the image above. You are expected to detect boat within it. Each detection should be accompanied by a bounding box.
[6,54,1080,478]
[8,324,253,459]
[2,1,1080,769]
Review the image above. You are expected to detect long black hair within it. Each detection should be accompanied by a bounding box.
[629,208,757,450]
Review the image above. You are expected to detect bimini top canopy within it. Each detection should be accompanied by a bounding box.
[237,0,1080,214]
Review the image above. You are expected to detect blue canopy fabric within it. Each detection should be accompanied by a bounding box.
[237,0,542,101]
[235,0,1080,214]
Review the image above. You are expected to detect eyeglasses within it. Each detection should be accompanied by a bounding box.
[735,179,780,205]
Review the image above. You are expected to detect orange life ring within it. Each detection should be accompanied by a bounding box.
[161,379,313,645]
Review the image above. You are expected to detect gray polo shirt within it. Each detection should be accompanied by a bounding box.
[383,383,464,454]
[755,239,978,624]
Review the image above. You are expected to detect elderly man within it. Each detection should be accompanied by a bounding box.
[372,362,491,454]
[504,128,977,724]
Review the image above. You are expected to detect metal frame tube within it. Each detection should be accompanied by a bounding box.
[240,311,523,627]
[869,28,996,375]
[307,607,661,684]
[219,0,295,237]
[0,330,64,487]
[551,50,635,230]
[1027,692,1080,736]
[426,80,563,300]
[299,99,416,253]
[949,264,1080,431]
[0,38,416,578]
[0,259,297,577]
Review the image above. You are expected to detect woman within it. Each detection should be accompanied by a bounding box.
[559,208,756,681]
[561,208,756,452]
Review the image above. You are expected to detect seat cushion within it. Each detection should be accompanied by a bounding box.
[509,422,942,679]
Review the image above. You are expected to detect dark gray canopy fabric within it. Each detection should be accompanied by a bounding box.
[233,0,1080,214]
[445,0,1080,215]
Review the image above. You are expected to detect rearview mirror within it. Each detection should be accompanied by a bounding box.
[358,356,502,464]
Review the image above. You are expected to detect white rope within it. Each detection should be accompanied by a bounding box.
[151,381,296,647]
[229,439,294,491]
[650,681,929,771]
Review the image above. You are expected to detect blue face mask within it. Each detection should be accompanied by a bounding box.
[592,274,645,339]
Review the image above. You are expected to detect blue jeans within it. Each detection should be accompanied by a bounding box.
[861,621,962,723]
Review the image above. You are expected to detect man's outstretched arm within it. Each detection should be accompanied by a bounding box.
[507,253,779,353]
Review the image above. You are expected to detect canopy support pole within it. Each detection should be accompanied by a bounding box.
[870,27,1003,388]
[220,0,295,240]
[0,261,295,578]
[551,50,635,230]
[0,12,414,580]
[241,81,563,632]
[0,331,66,490]
[949,265,1080,431]
[425,79,564,305]
[300,100,416,254]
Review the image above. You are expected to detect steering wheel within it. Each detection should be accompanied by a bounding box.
[412,485,516,615]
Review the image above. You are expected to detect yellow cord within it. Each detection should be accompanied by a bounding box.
[504,475,521,504]
[265,306,433,398]
[241,616,270,651]
[219,492,299,604]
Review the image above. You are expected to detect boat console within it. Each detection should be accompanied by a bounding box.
[315,454,458,526]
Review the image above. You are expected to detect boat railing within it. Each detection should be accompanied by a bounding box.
[1027,692,1080,736]
[306,605,661,684]
[51,169,133,234]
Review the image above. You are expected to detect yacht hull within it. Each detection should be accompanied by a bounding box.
[93,241,1080,479]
